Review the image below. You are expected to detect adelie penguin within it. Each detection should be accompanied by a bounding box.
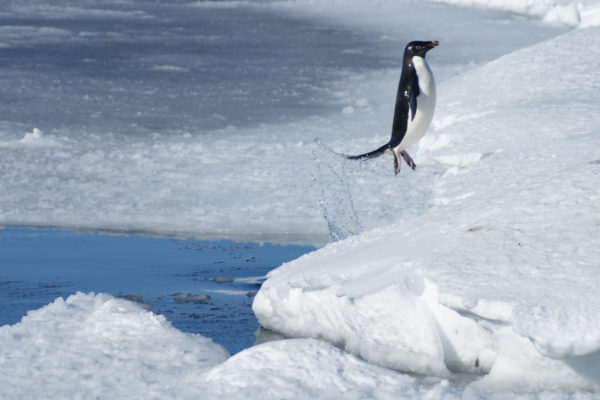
[347,40,439,175]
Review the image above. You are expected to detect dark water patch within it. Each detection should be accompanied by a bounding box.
[0,3,395,135]
[0,227,314,354]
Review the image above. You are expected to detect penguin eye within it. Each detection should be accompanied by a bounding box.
[415,45,422,51]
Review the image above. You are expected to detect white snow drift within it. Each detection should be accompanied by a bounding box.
[0,293,229,399]
[254,18,600,394]
[4,293,600,399]
[1,0,600,398]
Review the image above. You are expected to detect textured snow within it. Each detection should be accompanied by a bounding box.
[0,293,229,399]
[4,293,599,399]
[0,0,568,245]
[433,0,600,27]
[2,0,600,398]
[254,19,600,395]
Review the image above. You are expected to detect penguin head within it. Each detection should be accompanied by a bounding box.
[405,40,439,58]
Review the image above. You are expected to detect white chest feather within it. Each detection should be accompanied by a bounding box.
[396,55,436,150]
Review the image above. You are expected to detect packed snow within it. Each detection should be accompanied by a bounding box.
[1,0,600,398]
[4,293,600,399]
[0,293,229,399]
[254,4,600,396]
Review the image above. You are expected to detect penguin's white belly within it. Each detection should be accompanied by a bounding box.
[396,56,436,151]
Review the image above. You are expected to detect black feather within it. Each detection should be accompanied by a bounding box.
[346,143,389,160]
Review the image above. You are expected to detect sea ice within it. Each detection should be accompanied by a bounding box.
[0,293,229,399]
[3,293,599,399]
[0,0,569,244]
[253,19,600,393]
[1,0,599,398]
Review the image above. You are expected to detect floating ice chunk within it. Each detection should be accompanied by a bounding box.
[214,275,234,283]
[207,289,250,296]
[150,65,189,72]
[173,293,211,303]
[22,127,43,140]
[18,128,61,147]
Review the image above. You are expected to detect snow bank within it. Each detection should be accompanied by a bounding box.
[272,0,600,28]
[579,2,600,27]
[202,338,434,399]
[432,0,600,27]
[5,293,599,398]
[0,292,229,399]
[254,23,600,392]
[431,0,577,25]
[0,293,480,398]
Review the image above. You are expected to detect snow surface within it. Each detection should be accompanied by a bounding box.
[433,0,600,27]
[0,293,229,399]
[254,13,600,395]
[4,293,600,399]
[0,0,569,244]
[2,0,600,398]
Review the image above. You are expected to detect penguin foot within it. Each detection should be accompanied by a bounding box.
[400,150,416,170]
[393,149,402,175]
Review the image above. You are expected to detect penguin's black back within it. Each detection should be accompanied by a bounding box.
[389,52,420,149]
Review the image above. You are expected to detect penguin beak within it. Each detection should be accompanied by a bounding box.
[425,41,439,49]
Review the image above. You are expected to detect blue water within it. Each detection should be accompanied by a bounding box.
[0,227,314,354]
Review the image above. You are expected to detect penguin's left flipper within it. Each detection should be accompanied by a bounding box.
[400,150,416,170]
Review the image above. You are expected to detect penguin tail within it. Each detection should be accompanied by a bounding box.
[346,143,390,160]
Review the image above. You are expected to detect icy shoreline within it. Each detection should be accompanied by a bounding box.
[253,16,600,397]
[2,0,600,398]
[0,0,570,245]
[0,227,314,354]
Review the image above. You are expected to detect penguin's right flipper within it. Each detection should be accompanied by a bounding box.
[346,143,390,160]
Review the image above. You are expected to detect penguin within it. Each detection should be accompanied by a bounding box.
[347,40,438,175]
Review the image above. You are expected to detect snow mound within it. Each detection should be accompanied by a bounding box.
[3,293,600,399]
[253,25,600,392]
[203,338,430,399]
[433,0,600,27]
[433,0,583,26]
[0,292,229,399]
[580,2,600,27]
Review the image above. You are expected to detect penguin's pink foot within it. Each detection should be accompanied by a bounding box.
[393,149,402,175]
[400,150,416,170]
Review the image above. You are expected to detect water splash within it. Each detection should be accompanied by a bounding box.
[311,138,362,242]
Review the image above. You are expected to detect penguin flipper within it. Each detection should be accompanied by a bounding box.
[408,69,420,122]
[346,143,390,160]
[389,68,420,148]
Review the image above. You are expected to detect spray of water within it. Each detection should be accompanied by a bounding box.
[310,138,363,242]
